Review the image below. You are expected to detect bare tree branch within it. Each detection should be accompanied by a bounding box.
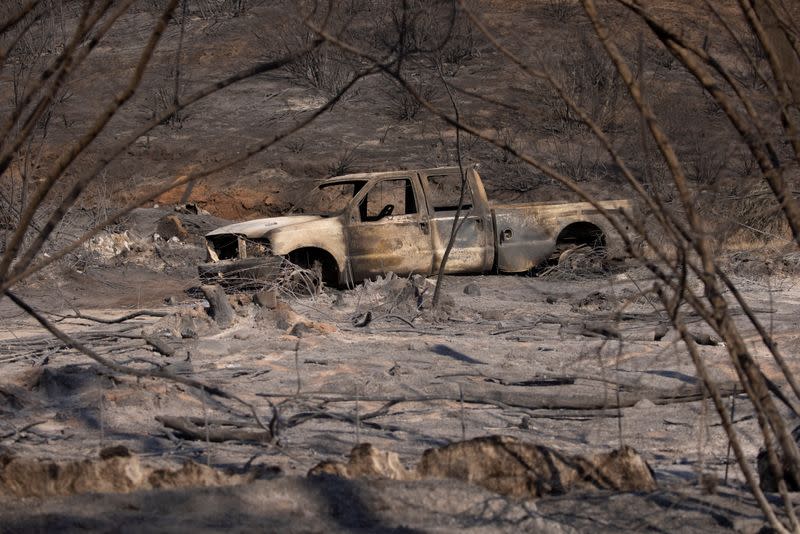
[4,289,280,445]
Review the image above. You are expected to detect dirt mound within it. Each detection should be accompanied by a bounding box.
[0,449,250,498]
[121,207,230,240]
[153,171,303,220]
[309,443,414,481]
[73,207,228,275]
[417,436,657,498]
[81,230,203,270]
[310,435,657,499]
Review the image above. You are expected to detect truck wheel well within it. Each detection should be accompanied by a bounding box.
[556,222,606,250]
[287,248,339,286]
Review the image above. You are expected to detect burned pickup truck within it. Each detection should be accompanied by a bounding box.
[198,166,632,286]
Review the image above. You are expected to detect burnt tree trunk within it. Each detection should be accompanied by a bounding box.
[201,284,234,328]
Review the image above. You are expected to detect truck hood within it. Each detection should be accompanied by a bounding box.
[206,215,324,239]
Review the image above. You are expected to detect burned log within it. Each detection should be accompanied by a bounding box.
[156,416,271,443]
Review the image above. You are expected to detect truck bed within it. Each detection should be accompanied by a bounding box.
[490,199,632,216]
[490,199,633,273]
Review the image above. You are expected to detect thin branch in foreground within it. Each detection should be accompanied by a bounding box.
[49,310,170,324]
[10,41,326,277]
[657,285,791,534]
[0,0,42,36]
[4,289,280,448]
[0,66,379,296]
[432,60,468,310]
[0,0,176,282]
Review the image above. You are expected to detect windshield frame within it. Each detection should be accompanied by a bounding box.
[301,179,368,217]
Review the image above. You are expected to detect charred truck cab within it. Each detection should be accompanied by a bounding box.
[199,166,632,286]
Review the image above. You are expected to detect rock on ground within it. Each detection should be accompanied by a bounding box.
[310,435,657,499]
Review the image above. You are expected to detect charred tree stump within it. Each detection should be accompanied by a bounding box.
[758,424,800,492]
[201,284,234,329]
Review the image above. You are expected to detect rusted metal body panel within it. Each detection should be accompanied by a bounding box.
[347,213,434,280]
[199,166,633,285]
[343,170,434,281]
[201,215,348,284]
[268,218,347,269]
[492,200,631,272]
[418,168,494,274]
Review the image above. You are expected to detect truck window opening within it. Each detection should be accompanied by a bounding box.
[359,178,416,222]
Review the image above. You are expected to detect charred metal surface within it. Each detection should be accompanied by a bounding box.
[493,200,630,272]
[199,166,633,285]
[347,214,433,280]
[420,168,494,274]
[198,256,283,286]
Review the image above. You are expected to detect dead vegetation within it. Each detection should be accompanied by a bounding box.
[2,0,800,531]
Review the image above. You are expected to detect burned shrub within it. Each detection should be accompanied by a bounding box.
[545,33,626,132]
[384,77,437,121]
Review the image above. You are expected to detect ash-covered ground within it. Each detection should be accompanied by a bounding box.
[1,208,799,532]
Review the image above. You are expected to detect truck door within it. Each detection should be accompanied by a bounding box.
[420,169,494,274]
[345,175,435,281]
